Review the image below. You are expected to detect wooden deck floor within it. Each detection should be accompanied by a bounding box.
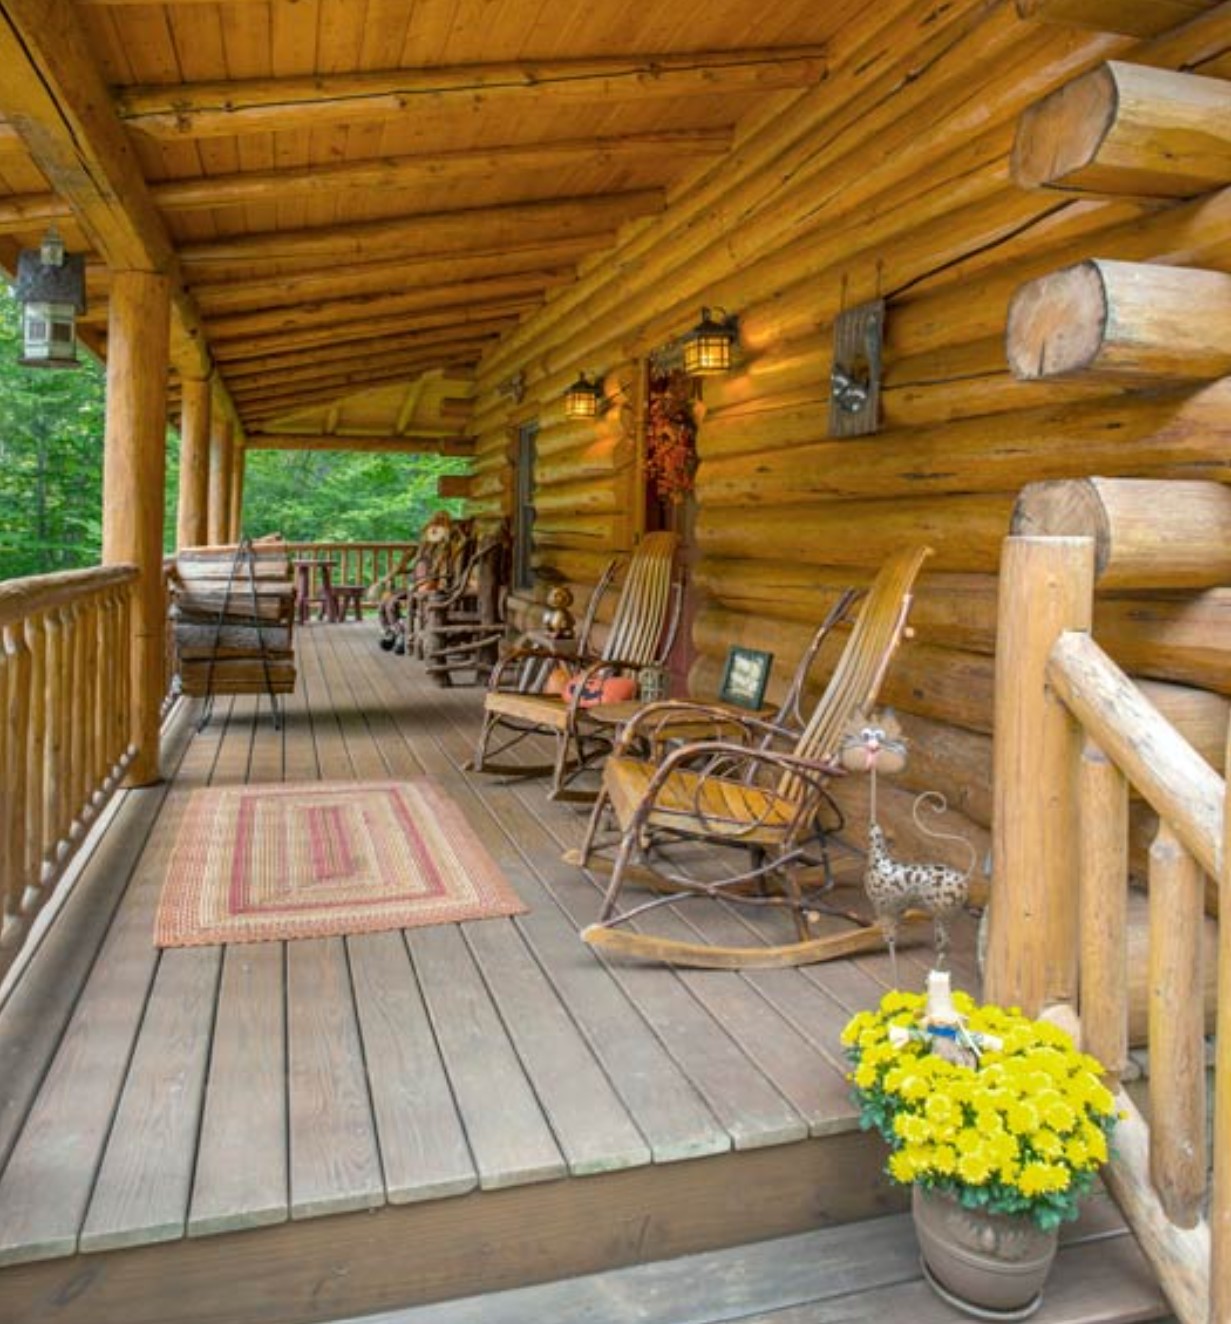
[0,624,1160,1324]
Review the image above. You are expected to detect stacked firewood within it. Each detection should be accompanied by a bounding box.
[170,541,296,696]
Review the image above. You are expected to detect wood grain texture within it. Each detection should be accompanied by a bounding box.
[188,943,289,1236]
[347,931,478,1204]
[286,939,385,1219]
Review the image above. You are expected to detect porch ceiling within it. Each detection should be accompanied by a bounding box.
[0,0,841,442]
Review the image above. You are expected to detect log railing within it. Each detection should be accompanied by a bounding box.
[0,565,139,983]
[986,478,1230,1324]
[282,541,416,599]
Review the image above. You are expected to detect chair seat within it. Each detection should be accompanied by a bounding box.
[484,689,572,731]
[604,754,799,846]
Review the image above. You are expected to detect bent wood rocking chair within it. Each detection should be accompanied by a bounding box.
[468,531,683,800]
[573,544,933,968]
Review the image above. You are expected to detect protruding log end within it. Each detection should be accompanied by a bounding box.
[1006,261,1107,381]
[1011,63,1113,191]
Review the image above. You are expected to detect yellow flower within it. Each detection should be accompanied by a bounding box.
[1018,1162,1069,1196]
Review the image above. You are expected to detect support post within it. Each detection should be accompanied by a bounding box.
[985,535,1094,1013]
[102,270,171,788]
[176,374,211,549]
[207,413,232,546]
[228,439,245,542]
[1212,721,1231,1321]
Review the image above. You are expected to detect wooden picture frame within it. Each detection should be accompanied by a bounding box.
[718,646,773,710]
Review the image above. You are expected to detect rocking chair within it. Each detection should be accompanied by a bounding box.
[420,524,512,687]
[468,531,682,800]
[574,544,933,968]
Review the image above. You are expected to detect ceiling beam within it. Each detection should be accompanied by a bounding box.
[237,368,475,413]
[161,128,731,211]
[178,192,661,270]
[204,330,496,380]
[0,0,219,383]
[117,49,828,141]
[188,239,599,315]
[231,360,479,406]
[226,346,488,395]
[245,434,457,454]
[212,313,522,361]
[198,273,567,341]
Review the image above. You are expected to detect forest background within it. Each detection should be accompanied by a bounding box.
[0,284,463,580]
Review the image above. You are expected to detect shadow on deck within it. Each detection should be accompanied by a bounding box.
[0,625,1163,1324]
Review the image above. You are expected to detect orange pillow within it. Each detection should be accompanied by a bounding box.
[542,663,573,695]
[563,674,638,708]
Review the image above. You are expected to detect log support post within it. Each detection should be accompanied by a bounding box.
[1213,722,1231,1321]
[985,535,1094,1014]
[207,412,232,546]
[176,375,212,550]
[228,438,245,542]
[102,271,171,788]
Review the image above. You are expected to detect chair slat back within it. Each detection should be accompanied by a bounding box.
[602,532,679,667]
[779,545,932,797]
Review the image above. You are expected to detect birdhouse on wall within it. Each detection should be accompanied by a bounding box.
[15,229,87,369]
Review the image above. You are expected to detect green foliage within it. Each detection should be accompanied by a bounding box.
[0,282,106,579]
[1,283,467,578]
[240,448,465,542]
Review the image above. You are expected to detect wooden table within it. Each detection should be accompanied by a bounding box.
[292,558,338,624]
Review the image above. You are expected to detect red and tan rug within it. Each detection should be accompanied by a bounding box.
[155,779,526,947]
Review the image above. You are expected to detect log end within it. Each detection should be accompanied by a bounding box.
[1006,261,1107,380]
[1010,478,1109,573]
[1011,63,1115,192]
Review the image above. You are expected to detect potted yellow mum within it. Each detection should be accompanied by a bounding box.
[841,976,1119,1319]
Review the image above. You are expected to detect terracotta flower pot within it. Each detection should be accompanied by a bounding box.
[912,1186,1060,1319]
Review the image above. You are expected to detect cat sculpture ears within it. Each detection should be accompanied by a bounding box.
[836,707,908,776]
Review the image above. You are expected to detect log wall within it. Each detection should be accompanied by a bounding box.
[467,0,1231,867]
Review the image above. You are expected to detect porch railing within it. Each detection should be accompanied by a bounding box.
[986,480,1230,1324]
[0,565,139,983]
[282,541,416,602]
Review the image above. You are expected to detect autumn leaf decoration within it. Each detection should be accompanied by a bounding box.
[645,368,698,505]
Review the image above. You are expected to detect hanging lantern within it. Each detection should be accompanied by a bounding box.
[563,370,604,419]
[15,228,86,369]
[681,306,738,377]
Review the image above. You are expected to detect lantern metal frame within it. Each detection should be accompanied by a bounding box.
[14,227,87,370]
[680,306,739,377]
[563,370,608,419]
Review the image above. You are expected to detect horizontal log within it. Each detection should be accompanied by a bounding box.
[153,130,733,212]
[696,495,1016,573]
[1013,476,1231,588]
[1006,260,1231,380]
[118,50,829,139]
[1100,591,1231,695]
[192,240,603,316]
[698,382,1231,503]
[1013,60,1231,197]
[0,565,137,629]
[243,434,451,454]
[536,438,634,487]
[470,470,512,501]
[180,193,663,269]
[531,481,622,516]
[437,476,472,500]
[1015,0,1219,37]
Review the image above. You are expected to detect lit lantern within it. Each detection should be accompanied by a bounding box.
[563,370,604,419]
[681,306,738,377]
[15,228,86,369]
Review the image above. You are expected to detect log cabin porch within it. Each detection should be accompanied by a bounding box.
[0,621,1167,1324]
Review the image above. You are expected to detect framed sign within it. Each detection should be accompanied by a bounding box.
[718,646,773,710]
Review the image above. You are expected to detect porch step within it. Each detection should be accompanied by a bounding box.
[334,1204,1169,1324]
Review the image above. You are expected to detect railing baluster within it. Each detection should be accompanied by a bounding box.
[1078,738,1129,1085]
[0,635,13,963]
[1148,822,1209,1228]
[24,612,47,910]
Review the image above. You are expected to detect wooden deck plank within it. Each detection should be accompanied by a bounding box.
[335,630,733,1164]
[407,923,567,1190]
[286,938,385,1219]
[0,700,197,1171]
[462,919,653,1177]
[79,946,221,1252]
[0,695,236,1267]
[188,942,290,1236]
[347,930,478,1204]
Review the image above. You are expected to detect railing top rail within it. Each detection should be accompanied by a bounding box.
[0,564,139,630]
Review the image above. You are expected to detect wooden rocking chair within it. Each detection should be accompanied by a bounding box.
[573,544,933,967]
[468,531,682,800]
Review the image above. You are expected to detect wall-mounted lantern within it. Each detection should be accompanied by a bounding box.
[15,228,86,369]
[681,306,738,377]
[563,370,605,419]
